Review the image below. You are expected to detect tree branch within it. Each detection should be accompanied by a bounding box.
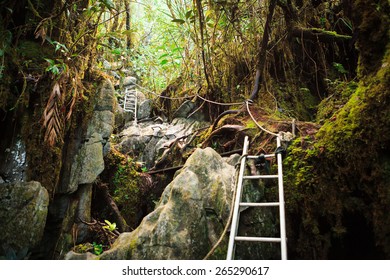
[291,27,352,43]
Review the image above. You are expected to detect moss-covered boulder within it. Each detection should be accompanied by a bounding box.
[0,181,49,259]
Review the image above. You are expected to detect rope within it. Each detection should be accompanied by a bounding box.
[203,161,241,260]
[245,100,278,136]
[133,82,243,105]
[132,83,291,138]
[133,82,196,100]
[196,94,243,106]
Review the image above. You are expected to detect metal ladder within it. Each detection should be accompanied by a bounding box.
[123,88,138,124]
[227,135,287,260]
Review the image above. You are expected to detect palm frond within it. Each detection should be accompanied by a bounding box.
[43,82,63,146]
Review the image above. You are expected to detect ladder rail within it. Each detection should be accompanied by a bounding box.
[226,136,249,260]
[276,135,287,260]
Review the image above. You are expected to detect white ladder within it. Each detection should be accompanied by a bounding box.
[123,88,138,124]
[227,135,287,260]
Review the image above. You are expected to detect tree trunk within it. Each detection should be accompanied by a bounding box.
[125,0,131,49]
[249,0,277,101]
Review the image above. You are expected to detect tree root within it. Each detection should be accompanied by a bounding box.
[96,183,129,232]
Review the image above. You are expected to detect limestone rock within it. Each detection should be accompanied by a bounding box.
[117,118,208,168]
[0,181,49,259]
[74,184,93,243]
[86,110,114,140]
[95,80,115,111]
[123,76,137,87]
[137,99,153,120]
[84,148,235,260]
[68,133,105,193]
[66,79,115,193]
[172,100,196,119]
[0,138,27,183]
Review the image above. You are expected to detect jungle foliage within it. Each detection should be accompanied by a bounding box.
[0,0,389,259]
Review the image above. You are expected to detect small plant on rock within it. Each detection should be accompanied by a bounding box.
[102,219,117,232]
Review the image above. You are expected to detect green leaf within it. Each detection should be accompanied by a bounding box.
[171,19,185,24]
[44,58,55,66]
[111,48,122,55]
[333,62,348,74]
[51,65,60,75]
[100,0,115,10]
[92,242,103,255]
[160,59,169,65]
[185,10,193,19]
[103,220,117,231]
[172,47,183,52]
[159,53,169,59]
[122,30,133,36]
[205,10,213,19]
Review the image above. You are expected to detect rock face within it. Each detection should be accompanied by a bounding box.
[0,137,27,183]
[67,147,235,259]
[0,181,49,259]
[117,118,208,168]
[67,80,115,193]
[38,79,116,259]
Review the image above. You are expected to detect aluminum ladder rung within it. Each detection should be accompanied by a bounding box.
[247,154,275,159]
[239,202,280,207]
[235,236,281,243]
[243,175,278,179]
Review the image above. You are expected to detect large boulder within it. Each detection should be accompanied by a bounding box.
[0,181,49,259]
[65,147,278,260]
[67,148,235,260]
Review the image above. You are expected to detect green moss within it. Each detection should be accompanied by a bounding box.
[103,148,141,228]
[283,48,390,258]
[316,81,358,123]
[73,243,94,253]
[310,28,352,40]
[245,120,257,129]
[129,236,138,251]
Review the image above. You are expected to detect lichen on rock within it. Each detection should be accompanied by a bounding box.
[0,181,49,259]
